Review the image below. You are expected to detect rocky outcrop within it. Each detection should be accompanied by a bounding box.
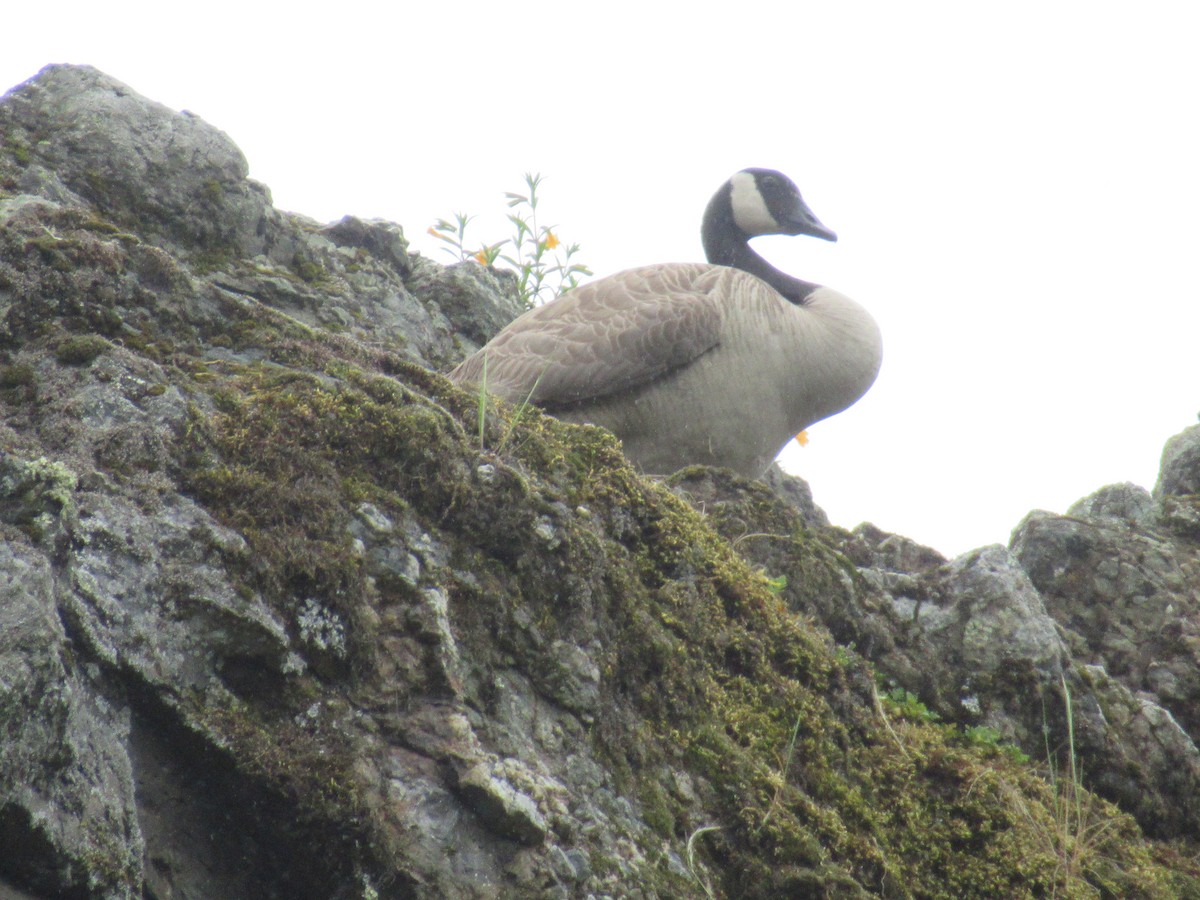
[0,64,521,373]
[673,448,1200,842]
[2,65,1199,898]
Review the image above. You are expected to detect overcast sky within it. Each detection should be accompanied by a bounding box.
[5,2,1198,556]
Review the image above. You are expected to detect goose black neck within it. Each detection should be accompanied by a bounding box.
[701,193,822,305]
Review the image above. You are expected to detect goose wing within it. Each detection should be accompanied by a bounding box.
[450,263,731,407]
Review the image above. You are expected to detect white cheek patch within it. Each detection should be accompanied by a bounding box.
[729,171,780,235]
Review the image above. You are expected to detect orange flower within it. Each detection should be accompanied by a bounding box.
[474,249,490,266]
[794,430,809,447]
[542,230,560,250]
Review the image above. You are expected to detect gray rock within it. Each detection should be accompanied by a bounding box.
[932,545,1066,681]
[1004,479,1200,836]
[0,65,522,373]
[0,64,288,260]
[1071,665,1200,838]
[454,761,549,847]
[845,541,1074,751]
[1155,423,1200,498]
[1012,506,1200,738]
[1155,424,1200,538]
[788,466,1200,840]
[1067,481,1156,527]
[762,462,831,528]
[540,640,602,718]
[382,747,507,893]
[1,541,144,898]
[322,215,412,277]
[65,490,290,687]
[406,256,525,353]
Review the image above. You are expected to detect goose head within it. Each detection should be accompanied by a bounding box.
[701,168,835,303]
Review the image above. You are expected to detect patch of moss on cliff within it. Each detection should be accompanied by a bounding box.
[582,479,1200,896]
[55,333,110,365]
[480,417,1199,896]
[167,325,1200,898]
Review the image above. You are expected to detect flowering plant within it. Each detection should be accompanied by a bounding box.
[429,173,591,308]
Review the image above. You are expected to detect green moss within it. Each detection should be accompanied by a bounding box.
[963,725,1031,764]
[188,248,235,274]
[28,233,74,272]
[80,216,140,244]
[638,778,677,837]
[197,693,363,813]
[165,307,1199,898]
[55,334,110,365]
[0,455,78,542]
[180,362,471,672]
[880,685,941,723]
[528,457,1199,898]
[0,362,36,390]
[200,180,225,205]
[291,252,326,284]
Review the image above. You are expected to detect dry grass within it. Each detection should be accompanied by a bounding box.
[1001,675,1121,899]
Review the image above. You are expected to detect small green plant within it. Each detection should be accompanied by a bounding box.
[757,713,803,835]
[475,355,489,450]
[429,173,591,307]
[493,371,544,456]
[880,686,940,723]
[832,644,857,668]
[472,358,545,456]
[762,572,788,594]
[964,724,1030,764]
[1044,675,1116,878]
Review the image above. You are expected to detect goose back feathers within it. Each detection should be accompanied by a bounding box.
[448,169,882,477]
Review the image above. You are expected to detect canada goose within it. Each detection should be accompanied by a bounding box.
[448,168,882,478]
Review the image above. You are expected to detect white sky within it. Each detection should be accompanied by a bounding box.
[4,3,1198,557]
